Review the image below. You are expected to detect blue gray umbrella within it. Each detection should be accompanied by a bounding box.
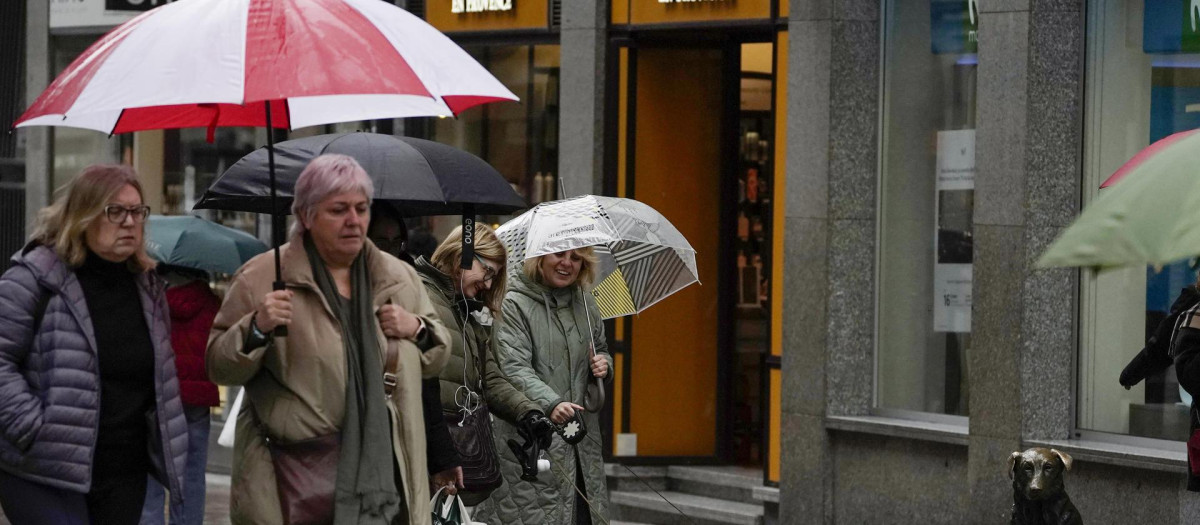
[145,215,267,275]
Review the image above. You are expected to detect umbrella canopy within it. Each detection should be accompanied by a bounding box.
[14,0,518,294]
[146,215,267,275]
[194,133,527,216]
[1038,129,1200,269]
[497,195,700,319]
[13,0,518,134]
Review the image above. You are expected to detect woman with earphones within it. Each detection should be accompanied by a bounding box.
[410,222,552,505]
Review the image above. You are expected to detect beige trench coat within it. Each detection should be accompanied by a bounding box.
[207,239,450,524]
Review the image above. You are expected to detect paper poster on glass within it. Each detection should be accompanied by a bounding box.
[934,129,975,333]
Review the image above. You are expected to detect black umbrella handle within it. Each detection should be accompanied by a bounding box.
[272,280,288,338]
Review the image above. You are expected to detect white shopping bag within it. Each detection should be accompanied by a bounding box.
[217,388,244,448]
[431,487,486,525]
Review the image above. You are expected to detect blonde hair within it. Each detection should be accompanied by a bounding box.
[291,154,374,238]
[431,223,508,312]
[522,246,599,291]
[31,164,156,272]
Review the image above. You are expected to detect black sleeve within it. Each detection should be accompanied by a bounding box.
[1120,287,1199,387]
[1174,327,1200,396]
[422,377,460,475]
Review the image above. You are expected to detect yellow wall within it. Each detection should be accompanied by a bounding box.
[425,0,548,33]
[628,48,723,457]
[768,29,787,484]
[612,0,630,24]
[629,0,771,25]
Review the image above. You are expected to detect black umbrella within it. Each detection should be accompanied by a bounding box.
[193,133,527,217]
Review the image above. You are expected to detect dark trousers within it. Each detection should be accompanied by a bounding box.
[0,470,89,525]
[0,467,147,525]
[573,451,592,525]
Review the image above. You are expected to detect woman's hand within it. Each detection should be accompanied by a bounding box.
[377,304,421,339]
[254,290,293,332]
[590,353,609,378]
[430,466,464,495]
[549,402,584,424]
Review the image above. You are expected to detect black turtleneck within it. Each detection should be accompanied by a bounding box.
[75,251,155,475]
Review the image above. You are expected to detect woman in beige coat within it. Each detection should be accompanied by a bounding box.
[207,154,450,524]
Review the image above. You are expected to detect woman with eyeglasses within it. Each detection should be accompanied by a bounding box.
[0,165,189,525]
[412,224,553,505]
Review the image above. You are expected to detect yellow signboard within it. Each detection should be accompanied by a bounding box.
[426,0,550,33]
[613,0,772,25]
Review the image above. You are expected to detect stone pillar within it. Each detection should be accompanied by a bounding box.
[780,0,880,522]
[557,0,606,197]
[23,0,51,235]
[969,0,1082,520]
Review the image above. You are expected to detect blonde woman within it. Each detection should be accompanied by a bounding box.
[0,165,188,525]
[412,223,552,504]
[475,247,613,525]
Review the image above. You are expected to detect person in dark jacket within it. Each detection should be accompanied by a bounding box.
[0,164,189,525]
[1119,283,1200,390]
[366,202,464,497]
[141,266,221,525]
[1169,301,1200,492]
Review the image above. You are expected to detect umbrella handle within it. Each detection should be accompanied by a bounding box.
[273,280,288,338]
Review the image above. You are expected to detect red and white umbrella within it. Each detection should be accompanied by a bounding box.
[15,0,518,309]
[14,0,518,135]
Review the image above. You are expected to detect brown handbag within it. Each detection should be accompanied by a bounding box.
[248,339,402,525]
[265,432,341,525]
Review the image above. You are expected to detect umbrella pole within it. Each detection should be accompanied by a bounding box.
[266,101,287,337]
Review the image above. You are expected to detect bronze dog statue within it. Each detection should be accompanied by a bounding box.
[1008,448,1082,525]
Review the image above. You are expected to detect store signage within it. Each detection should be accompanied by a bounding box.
[51,0,138,29]
[427,0,544,32]
[930,0,978,54]
[451,0,514,14]
[620,0,769,24]
[105,0,174,12]
[1144,0,1200,53]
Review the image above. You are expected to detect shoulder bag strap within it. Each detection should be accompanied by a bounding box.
[384,338,400,399]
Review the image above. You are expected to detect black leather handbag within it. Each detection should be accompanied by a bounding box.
[443,402,504,506]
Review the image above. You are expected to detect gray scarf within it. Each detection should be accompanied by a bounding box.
[304,236,402,524]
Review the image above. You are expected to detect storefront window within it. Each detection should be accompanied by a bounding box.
[51,35,122,192]
[1079,0,1198,441]
[413,43,559,238]
[876,0,977,417]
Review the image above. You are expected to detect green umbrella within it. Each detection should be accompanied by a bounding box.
[1037,129,1200,269]
[146,215,267,275]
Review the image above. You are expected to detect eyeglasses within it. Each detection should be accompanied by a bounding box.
[475,254,500,283]
[104,205,151,224]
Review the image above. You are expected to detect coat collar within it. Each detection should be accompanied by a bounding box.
[278,236,405,300]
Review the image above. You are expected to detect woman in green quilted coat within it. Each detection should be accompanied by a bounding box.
[473,247,613,525]
[411,223,550,505]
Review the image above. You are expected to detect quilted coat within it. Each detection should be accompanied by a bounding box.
[0,243,188,499]
[472,270,613,525]
[166,280,222,407]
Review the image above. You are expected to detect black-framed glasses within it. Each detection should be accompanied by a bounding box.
[104,205,151,224]
[475,254,499,283]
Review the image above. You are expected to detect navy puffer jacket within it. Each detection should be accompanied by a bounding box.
[0,244,187,499]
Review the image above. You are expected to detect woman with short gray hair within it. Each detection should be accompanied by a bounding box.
[207,154,451,524]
